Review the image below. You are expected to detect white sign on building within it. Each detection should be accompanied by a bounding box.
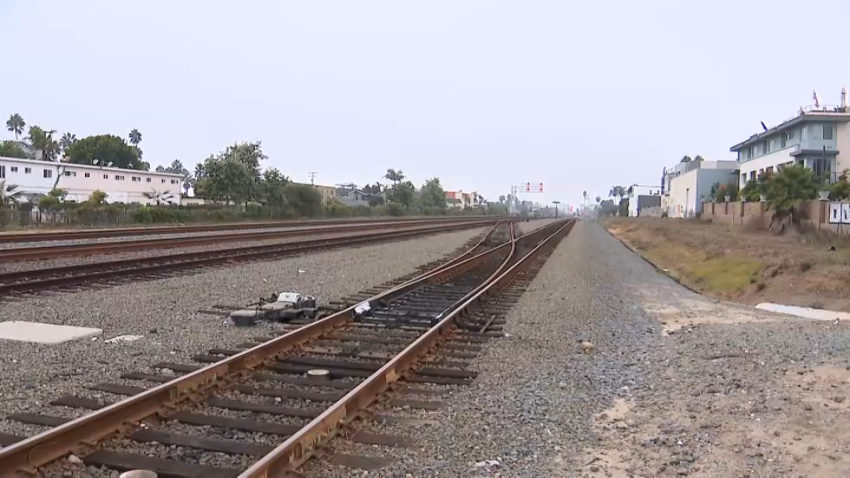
[828,202,850,224]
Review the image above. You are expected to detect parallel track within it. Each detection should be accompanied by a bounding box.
[0,220,495,299]
[0,216,498,244]
[0,220,572,477]
[0,218,489,261]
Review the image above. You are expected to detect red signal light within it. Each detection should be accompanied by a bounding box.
[540,183,543,193]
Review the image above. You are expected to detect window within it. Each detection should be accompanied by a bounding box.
[132,176,141,182]
[84,172,90,178]
[44,170,52,178]
[146,177,151,183]
[742,174,747,184]
[764,140,771,154]
[115,175,125,180]
[802,126,808,141]
[170,179,179,184]
[10,166,18,173]
[64,171,76,177]
[824,124,833,140]
[0,166,4,178]
[779,134,786,148]
[766,166,774,174]
[24,167,31,174]
[161,179,166,183]
[786,131,794,141]
[103,174,109,179]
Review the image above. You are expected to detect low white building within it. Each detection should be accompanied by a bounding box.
[0,156,184,205]
[627,185,662,217]
[662,160,738,218]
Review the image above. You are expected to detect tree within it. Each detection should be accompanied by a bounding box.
[159,159,193,195]
[129,129,142,147]
[384,169,405,185]
[694,155,705,162]
[27,126,61,162]
[583,191,588,203]
[87,190,108,206]
[6,114,26,140]
[283,183,322,216]
[65,135,144,170]
[498,195,506,204]
[680,155,693,163]
[0,181,23,207]
[386,181,416,208]
[0,141,28,159]
[763,164,821,233]
[595,196,601,203]
[194,142,265,204]
[419,178,447,211]
[143,189,176,205]
[261,168,290,206]
[60,133,77,152]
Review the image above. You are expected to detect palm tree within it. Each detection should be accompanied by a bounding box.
[694,155,705,162]
[59,132,77,152]
[680,155,693,163]
[129,129,142,147]
[27,126,61,162]
[143,189,175,206]
[763,164,820,232]
[5,114,25,140]
[595,196,601,203]
[384,169,405,185]
[0,181,23,208]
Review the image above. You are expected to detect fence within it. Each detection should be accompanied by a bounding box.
[701,200,850,234]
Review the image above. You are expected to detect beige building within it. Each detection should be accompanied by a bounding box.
[295,183,336,204]
[0,156,184,205]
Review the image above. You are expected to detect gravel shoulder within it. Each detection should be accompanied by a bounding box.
[365,219,850,477]
[0,227,485,436]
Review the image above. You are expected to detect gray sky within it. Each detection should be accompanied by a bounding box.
[3,0,850,208]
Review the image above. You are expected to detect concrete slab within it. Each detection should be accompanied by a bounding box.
[755,303,850,321]
[0,321,103,344]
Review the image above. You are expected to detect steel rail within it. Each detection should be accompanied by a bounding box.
[0,216,501,244]
[239,219,572,476]
[0,219,534,477]
[0,220,496,297]
[0,218,489,261]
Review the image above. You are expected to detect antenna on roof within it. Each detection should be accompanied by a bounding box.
[760,121,768,132]
[92,159,99,165]
[107,161,113,167]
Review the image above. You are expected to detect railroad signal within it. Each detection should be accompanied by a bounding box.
[526,183,531,192]
[540,183,543,193]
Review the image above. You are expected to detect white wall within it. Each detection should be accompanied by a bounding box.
[737,147,796,187]
[628,185,661,217]
[836,123,850,174]
[668,169,737,217]
[0,156,183,205]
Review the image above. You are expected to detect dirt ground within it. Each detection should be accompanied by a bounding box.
[605,217,850,313]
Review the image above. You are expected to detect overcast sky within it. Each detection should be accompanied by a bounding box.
[3,0,850,208]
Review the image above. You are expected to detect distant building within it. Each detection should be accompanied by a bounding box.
[335,187,384,207]
[627,185,662,217]
[662,160,738,218]
[731,89,850,187]
[0,156,184,205]
[445,190,478,209]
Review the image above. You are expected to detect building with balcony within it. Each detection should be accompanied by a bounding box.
[661,160,738,218]
[731,92,850,187]
[0,156,184,205]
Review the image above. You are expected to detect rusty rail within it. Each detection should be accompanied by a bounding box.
[0,218,491,261]
[0,216,501,244]
[0,219,535,477]
[239,219,572,476]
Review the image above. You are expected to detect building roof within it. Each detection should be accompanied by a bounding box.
[0,155,184,177]
[730,106,850,152]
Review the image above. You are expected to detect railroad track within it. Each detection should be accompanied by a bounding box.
[0,220,495,299]
[0,219,573,478]
[0,216,497,244]
[0,218,489,261]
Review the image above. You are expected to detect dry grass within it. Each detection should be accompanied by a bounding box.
[606,217,850,312]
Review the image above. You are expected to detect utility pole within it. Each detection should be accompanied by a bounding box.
[308,171,317,186]
[552,201,560,218]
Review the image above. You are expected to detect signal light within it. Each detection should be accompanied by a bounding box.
[540,183,543,193]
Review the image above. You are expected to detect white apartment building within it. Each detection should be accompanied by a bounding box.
[731,90,850,187]
[661,160,738,218]
[0,156,184,205]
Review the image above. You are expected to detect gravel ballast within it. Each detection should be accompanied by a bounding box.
[0,227,485,438]
[0,221,486,273]
[345,219,850,477]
